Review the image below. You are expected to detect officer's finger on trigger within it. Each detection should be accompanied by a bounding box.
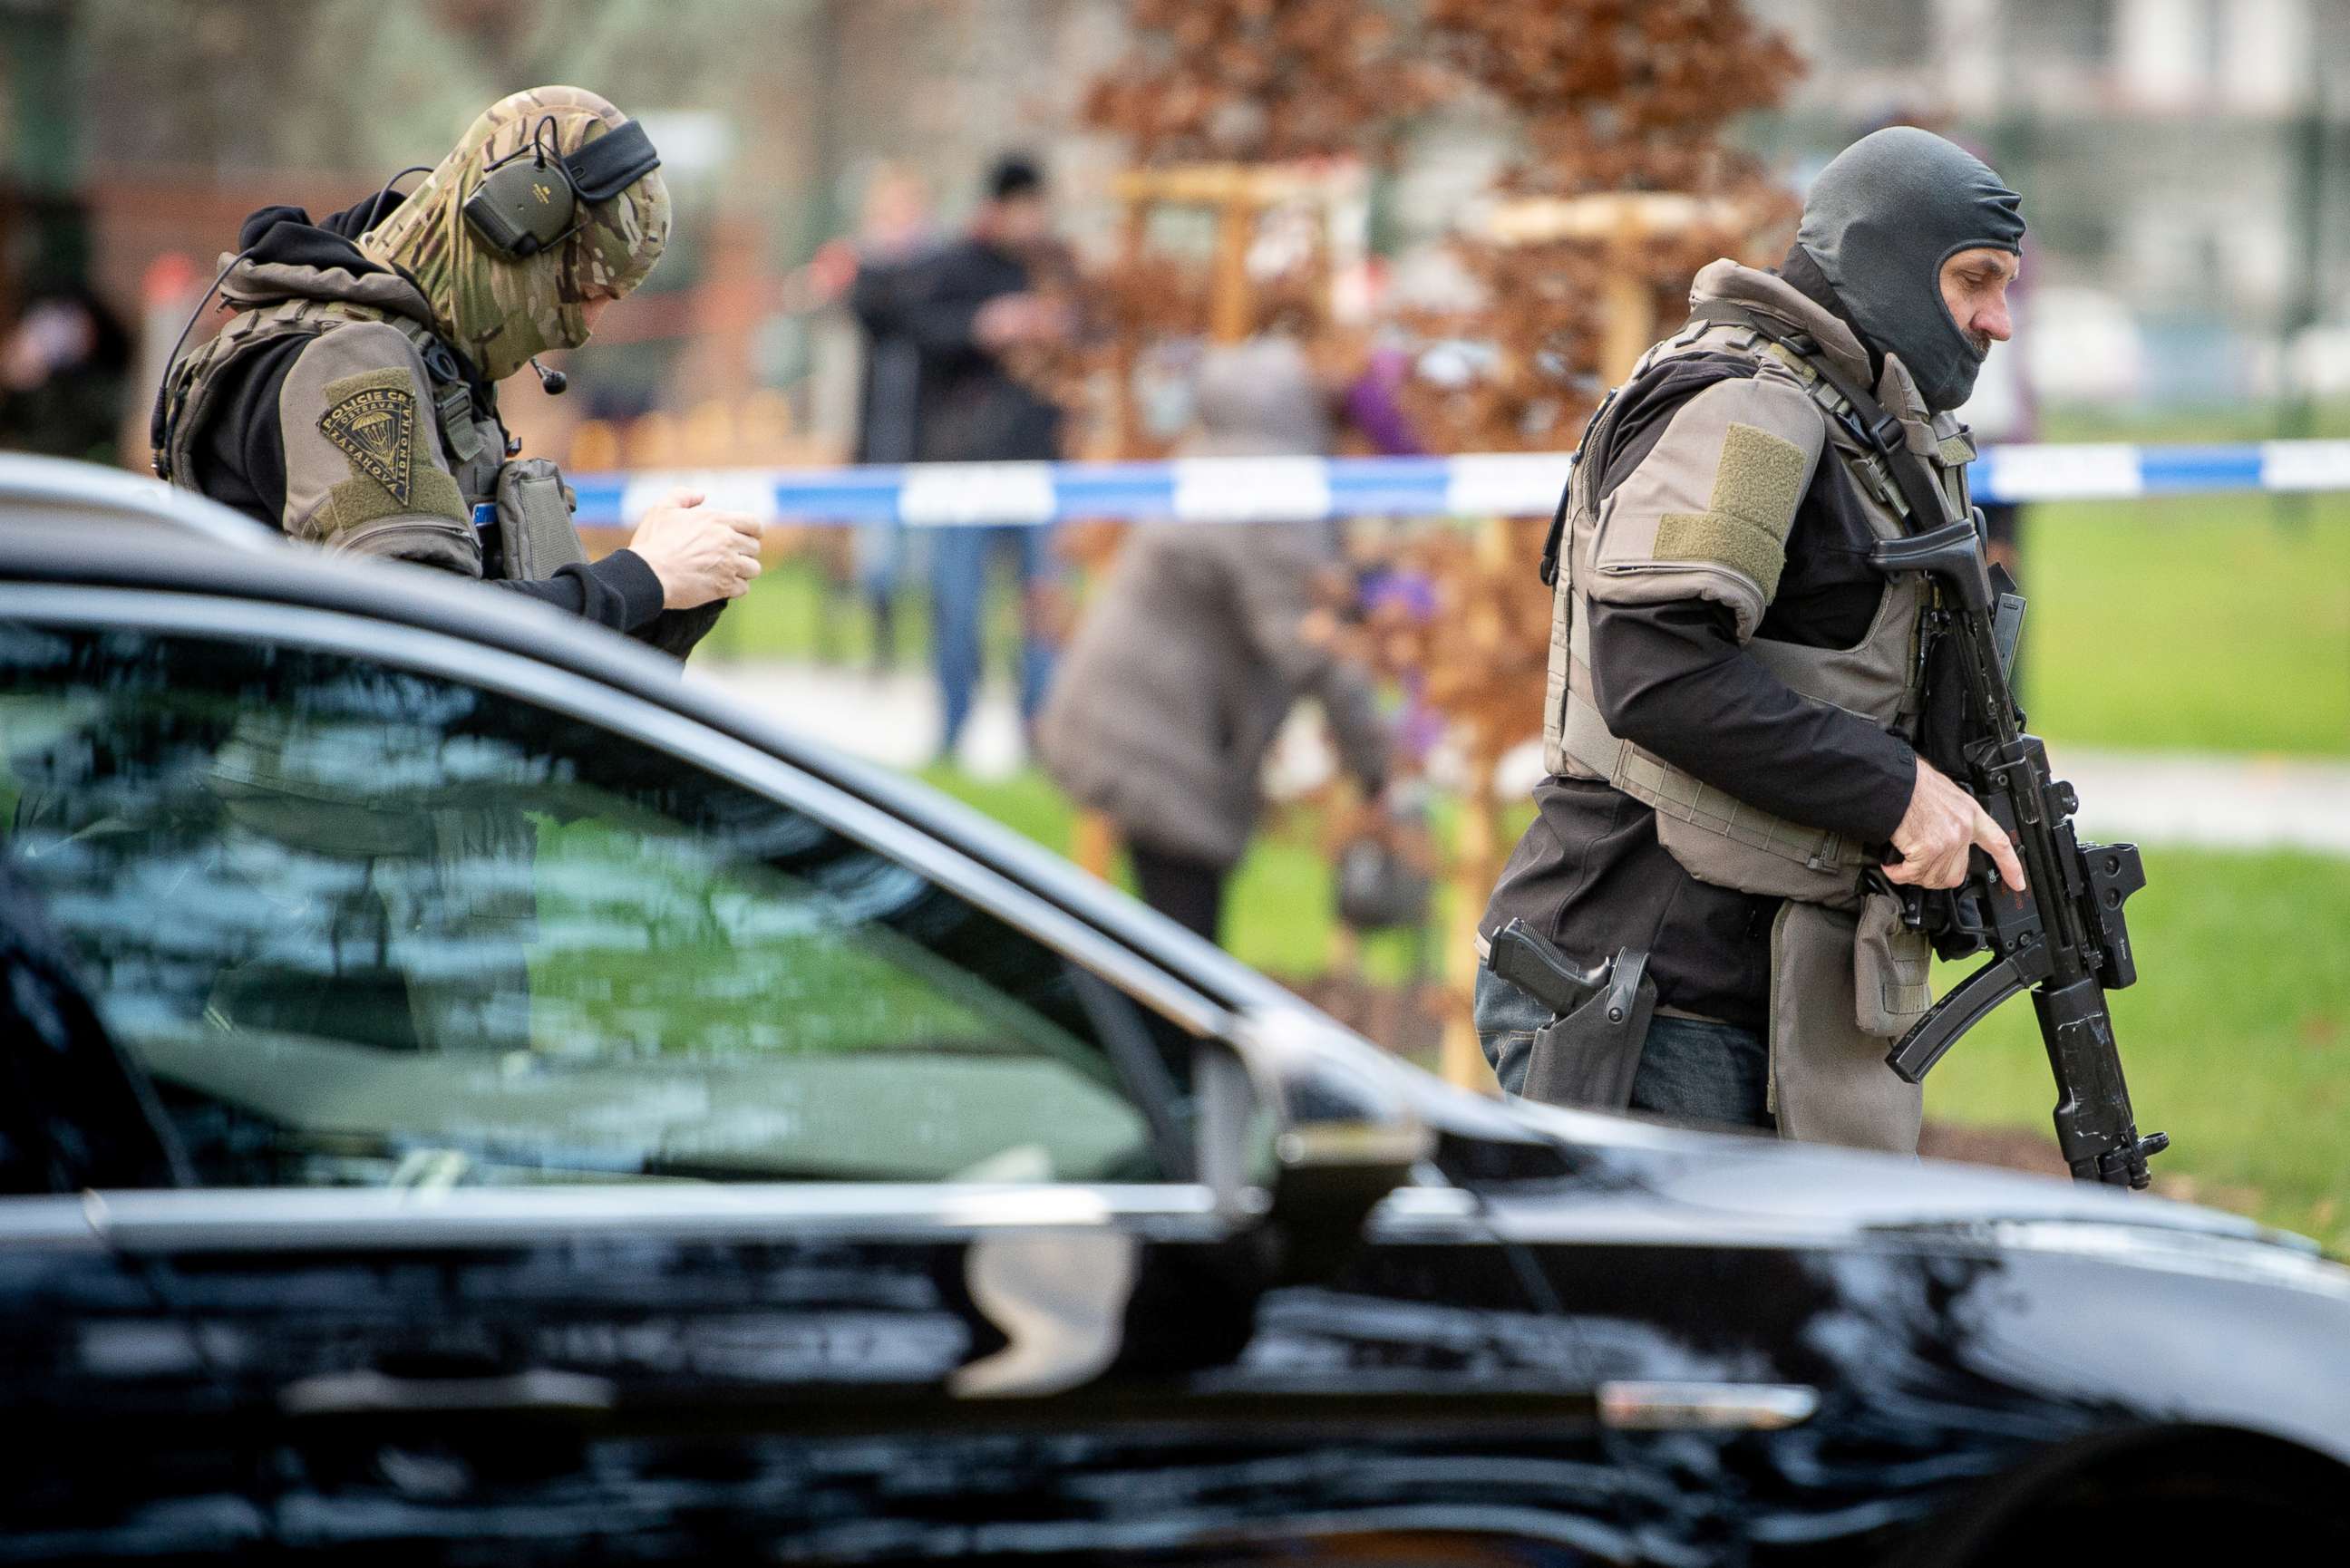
[1976,812,2027,892]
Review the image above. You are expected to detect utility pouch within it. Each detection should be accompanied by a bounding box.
[492,458,588,582]
[1768,901,1922,1153]
[1522,948,1658,1111]
[1853,889,1933,1039]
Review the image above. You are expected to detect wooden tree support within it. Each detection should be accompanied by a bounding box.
[1074,1,1804,1089]
[1482,191,1759,382]
[1111,160,1362,346]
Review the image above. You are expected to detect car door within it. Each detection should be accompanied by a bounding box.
[0,584,1307,1561]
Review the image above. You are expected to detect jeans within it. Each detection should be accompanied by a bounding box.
[1473,965,1774,1130]
[929,524,1056,754]
[854,518,908,600]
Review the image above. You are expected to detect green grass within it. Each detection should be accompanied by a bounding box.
[2014,492,2350,756]
[2012,402,2350,757]
[918,764,1453,989]
[697,551,1024,669]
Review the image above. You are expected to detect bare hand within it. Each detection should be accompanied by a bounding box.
[1887,757,2026,894]
[626,489,763,610]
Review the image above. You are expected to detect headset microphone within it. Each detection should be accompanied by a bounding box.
[531,357,568,395]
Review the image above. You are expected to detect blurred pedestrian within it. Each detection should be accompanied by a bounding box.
[151,85,756,658]
[897,153,1073,762]
[1037,338,1392,944]
[0,285,132,465]
[830,163,943,672]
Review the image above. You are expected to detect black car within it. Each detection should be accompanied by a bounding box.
[2,464,2345,1564]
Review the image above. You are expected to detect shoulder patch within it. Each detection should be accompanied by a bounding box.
[1654,421,1811,598]
[317,367,419,508]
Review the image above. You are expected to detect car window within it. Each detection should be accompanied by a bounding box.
[0,621,1182,1189]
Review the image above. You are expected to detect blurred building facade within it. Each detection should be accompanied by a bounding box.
[0,0,1129,467]
[1748,0,2350,405]
[5,0,2345,460]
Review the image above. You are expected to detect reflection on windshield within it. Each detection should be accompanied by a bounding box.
[0,625,1157,1188]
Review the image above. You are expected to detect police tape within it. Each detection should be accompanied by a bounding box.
[570,440,2350,528]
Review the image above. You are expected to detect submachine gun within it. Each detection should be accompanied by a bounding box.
[1869,513,2169,1189]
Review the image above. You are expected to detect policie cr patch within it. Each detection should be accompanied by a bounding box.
[317,371,421,508]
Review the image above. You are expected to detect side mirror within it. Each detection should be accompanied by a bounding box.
[1202,1007,1432,1282]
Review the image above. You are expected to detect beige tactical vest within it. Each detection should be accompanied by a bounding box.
[1544,265,1976,906]
[1539,261,1980,1153]
[156,259,588,581]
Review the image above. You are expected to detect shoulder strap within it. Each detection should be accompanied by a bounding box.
[1539,383,1620,586]
[344,310,490,468]
[154,298,337,485]
[1686,301,1951,534]
[160,300,490,487]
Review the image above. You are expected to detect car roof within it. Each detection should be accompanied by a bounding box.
[0,511,1304,1023]
[0,455,278,551]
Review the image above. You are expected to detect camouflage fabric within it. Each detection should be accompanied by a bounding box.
[359,86,670,382]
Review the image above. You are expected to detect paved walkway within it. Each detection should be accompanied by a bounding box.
[690,660,2350,857]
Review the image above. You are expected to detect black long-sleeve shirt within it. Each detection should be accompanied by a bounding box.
[1480,353,1918,1031]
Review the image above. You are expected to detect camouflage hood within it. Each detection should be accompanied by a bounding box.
[359,86,669,382]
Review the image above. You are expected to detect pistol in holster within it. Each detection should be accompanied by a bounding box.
[1484,918,1657,1109]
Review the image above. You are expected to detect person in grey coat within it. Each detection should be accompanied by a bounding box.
[1036,337,1390,943]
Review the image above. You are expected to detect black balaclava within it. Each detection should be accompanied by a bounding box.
[1794,127,2024,412]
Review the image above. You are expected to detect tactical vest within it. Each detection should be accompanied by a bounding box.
[1542,306,1976,908]
[156,275,588,582]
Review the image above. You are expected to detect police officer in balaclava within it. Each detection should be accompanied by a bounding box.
[1475,127,2027,1154]
[154,86,758,651]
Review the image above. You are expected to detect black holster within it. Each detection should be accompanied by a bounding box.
[1521,948,1658,1109]
[1485,921,1660,1110]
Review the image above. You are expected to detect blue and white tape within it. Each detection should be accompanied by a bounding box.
[576,440,2350,528]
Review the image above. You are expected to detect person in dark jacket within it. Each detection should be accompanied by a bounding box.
[881,153,1072,760]
[1038,338,1390,944]
[0,285,132,466]
[840,164,942,669]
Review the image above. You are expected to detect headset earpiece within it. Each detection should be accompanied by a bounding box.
[461,116,661,260]
[462,154,578,258]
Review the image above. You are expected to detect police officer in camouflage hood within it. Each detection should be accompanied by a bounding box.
[153,86,760,649]
[1476,127,2028,1152]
